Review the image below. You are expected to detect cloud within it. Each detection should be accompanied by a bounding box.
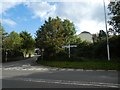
[1,18,17,26]
[0,2,22,14]
[25,1,56,20]
[0,0,110,34]
[55,2,107,34]
[55,1,110,34]
[78,19,105,34]
[25,0,110,34]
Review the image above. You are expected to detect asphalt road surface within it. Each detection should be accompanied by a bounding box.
[1,55,119,88]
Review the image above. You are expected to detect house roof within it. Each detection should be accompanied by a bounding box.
[81,31,91,34]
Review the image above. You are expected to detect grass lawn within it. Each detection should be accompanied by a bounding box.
[37,59,120,70]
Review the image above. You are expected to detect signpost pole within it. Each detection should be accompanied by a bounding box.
[62,44,77,58]
[68,44,70,58]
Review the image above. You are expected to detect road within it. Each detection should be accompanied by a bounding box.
[1,55,119,88]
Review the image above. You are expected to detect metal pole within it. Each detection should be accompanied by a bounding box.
[68,44,70,58]
[103,0,110,61]
[5,51,7,62]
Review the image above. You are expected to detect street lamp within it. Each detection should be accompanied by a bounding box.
[103,0,110,61]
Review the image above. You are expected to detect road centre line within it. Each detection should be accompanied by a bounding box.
[11,78,119,88]
[2,67,118,72]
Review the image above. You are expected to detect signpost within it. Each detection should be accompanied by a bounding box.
[62,44,77,58]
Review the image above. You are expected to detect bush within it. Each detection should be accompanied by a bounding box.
[93,40,107,59]
[2,50,24,62]
[37,35,120,62]
[109,35,120,59]
[93,35,120,60]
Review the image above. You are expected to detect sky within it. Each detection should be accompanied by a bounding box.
[0,0,111,38]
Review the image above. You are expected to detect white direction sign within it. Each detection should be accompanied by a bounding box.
[62,44,77,58]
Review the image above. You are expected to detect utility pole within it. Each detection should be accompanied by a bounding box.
[103,0,110,61]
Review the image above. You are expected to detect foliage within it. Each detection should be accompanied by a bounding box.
[72,41,94,59]
[92,30,106,43]
[0,23,8,51]
[36,16,76,57]
[2,30,35,62]
[2,31,23,62]
[109,35,120,59]
[0,23,8,40]
[3,31,22,51]
[36,59,119,70]
[108,1,120,35]
[20,31,35,57]
[93,40,107,59]
[98,30,106,41]
[93,35,120,59]
[0,23,3,51]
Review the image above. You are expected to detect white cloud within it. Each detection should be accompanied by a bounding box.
[78,20,105,34]
[0,0,111,34]
[1,18,17,26]
[25,2,56,20]
[54,2,107,34]
[25,0,110,34]
[0,2,21,14]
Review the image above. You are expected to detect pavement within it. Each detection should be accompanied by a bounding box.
[1,55,120,88]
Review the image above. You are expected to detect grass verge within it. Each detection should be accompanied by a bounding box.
[36,59,120,70]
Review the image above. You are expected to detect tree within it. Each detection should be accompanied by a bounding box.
[20,31,35,57]
[2,31,23,60]
[0,23,4,53]
[3,31,22,51]
[0,23,3,49]
[62,19,76,44]
[92,34,98,43]
[36,16,76,57]
[0,23,8,40]
[108,1,120,35]
[0,23,8,48]
[98,30,106,41]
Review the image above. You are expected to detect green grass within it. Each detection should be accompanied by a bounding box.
[37,60,120,70]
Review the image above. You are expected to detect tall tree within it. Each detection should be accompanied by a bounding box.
[0,23,8,44]
[62,19,76,44]
[20,31,35,57]
[36,16,76,57]
[3,31,22,51]
[0,23,4,52]
[108,1,120,35]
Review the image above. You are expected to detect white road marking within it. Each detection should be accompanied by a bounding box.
[96,70,105,71]
[108,70,117,72]
[2,65,118,72]
[67,69,74,71]
[75,69,84,71]
[11,78,119,88]
[84,70,94,71]
[60,69,66,71]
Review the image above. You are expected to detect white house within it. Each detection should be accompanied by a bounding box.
[78,31,93,43]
